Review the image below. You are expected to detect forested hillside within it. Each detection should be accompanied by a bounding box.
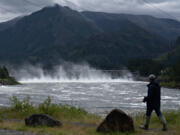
[0,4,179,70]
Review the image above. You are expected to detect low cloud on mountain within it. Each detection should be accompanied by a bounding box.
[0,0,180,22]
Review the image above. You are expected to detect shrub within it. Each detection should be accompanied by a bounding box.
[9,96,34,113]
[38,97,89,120]
[3,96,98,122]
[38,96,58,115]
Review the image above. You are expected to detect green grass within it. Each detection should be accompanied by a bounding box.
[0,96,180,135]
[0,96,100,124]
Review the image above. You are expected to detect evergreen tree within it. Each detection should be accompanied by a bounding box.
[0,66,10,79]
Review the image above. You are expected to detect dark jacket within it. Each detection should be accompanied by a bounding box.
[144,80,161,108]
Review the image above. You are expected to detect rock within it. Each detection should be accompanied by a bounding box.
[97,109,134,133]
[25,114,62,127]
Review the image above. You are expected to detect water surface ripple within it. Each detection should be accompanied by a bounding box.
[0,82,179,115]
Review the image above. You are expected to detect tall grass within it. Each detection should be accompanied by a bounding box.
[0,96,180,135]
[9,96,34,113]
[0,96,100,123]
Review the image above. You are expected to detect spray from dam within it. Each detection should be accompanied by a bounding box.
[1,63,179,115]
[11,63,134,83]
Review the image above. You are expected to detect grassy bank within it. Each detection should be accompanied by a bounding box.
[0,97,180,135]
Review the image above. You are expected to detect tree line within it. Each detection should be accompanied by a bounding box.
[0,66,10,79]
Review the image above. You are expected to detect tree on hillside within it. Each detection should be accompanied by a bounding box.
[0,66,10,79]
[126,59,164,76]
[161,60,180,82]
[169,61,180,82]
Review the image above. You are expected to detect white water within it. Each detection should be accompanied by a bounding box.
[0,82,179,116]
[20,79,136,83]
[12,64,134,83]
[1,64,179,115]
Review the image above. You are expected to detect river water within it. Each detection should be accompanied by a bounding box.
[0,81,179,116]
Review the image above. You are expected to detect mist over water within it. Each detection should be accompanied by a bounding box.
[1,63,179,115]
[12,64,134,83]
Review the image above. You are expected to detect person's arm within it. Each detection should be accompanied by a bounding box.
[143,85,154,102]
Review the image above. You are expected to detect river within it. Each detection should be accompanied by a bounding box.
[0,81,179,116]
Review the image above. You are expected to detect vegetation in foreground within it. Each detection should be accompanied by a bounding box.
[0,66,19,85]
[0,96,180,135]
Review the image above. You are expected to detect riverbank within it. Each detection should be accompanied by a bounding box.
[0,97,180,135]
[0,66,19,85]
[160,81,180,89]
[0,78,20,85]
[135,76,180,89]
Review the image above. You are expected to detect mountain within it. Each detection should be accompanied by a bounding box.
[83,12,180,40]
[0,5,101,66]
[0,17,21,31]
[0,4,179,69]
[158,36,180,65]
[74,24,168,69]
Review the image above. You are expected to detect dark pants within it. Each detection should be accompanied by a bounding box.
[146,105,162,117]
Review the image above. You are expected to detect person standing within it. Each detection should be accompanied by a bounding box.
[140,74,167,131]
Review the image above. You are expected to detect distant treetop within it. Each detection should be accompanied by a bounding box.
[0,66,10,79]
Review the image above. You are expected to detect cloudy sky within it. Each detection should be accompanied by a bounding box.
[0,0,180,22]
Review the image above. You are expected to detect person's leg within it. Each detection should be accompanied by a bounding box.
[144,106,153,129]
[155,108,167,131]
[140,104,153,130]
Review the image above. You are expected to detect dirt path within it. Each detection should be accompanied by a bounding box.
[1,119,178,135]
[0,119,96,135]
[0,129,49,135]
[139,128,177,135]
[64,121,97,128]
[2,118,97,127]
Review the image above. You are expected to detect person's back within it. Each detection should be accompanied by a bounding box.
[147,80,161,107]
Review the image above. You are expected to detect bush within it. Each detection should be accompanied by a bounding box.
[38,96,89,120]
[38,96,58,116]
[5,96,94,122]
[9,96,34,113]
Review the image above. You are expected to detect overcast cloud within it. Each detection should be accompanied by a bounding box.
[0,0,180,22]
